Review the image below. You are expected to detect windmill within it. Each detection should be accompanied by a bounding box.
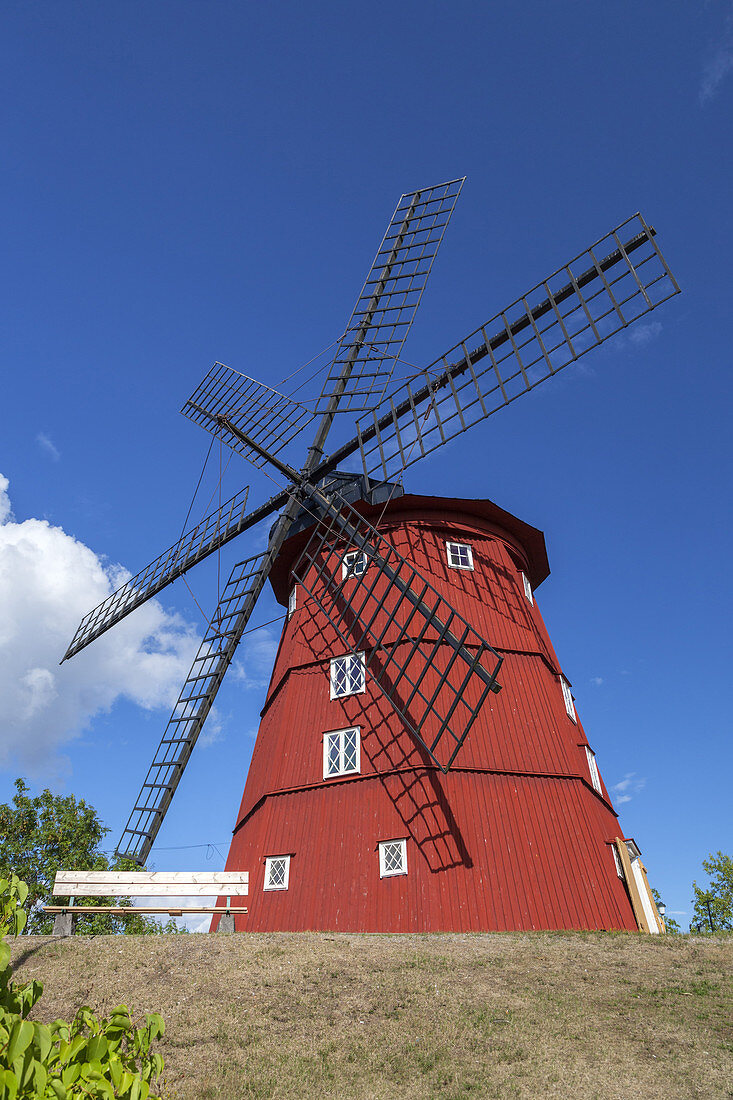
[64,179,679,931]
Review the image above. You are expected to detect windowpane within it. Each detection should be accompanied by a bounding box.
[522,572,533,604]
[348,656,365,693]
[343,728,358,771]
[323,726,360,778]
[379,838,407,877]
[331,654,365,698]
[326,734,341,776]
[264,855,290,891]
[331,657,347,697]
[560,676,576,722]
[383,843,402,871]
[586,746,602,793]
[446,541,474,570]
[342,549,368,580]
[288,585,297,619]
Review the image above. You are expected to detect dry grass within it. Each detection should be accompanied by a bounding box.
[10,932,733,1099]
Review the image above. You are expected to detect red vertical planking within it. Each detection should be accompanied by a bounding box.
[218,492,642,933]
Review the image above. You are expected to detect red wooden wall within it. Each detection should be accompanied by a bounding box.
[218,493,639,932]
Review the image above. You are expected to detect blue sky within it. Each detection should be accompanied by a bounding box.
[1,1,731,929]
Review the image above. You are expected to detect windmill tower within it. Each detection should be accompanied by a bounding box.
[63,179,679,933]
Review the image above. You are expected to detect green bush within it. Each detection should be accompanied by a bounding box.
[0,874,166,1098]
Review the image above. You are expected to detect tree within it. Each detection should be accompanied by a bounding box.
[691,851,733,933]
[0,778,180,935]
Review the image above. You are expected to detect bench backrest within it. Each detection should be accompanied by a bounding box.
[52,870,249,898]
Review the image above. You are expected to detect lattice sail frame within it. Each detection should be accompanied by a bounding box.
[292,493,503,772]
[63,485,251,662]
[56,182,681,866]
[314,178,465,415]
[355,213,680,482]
[182,363,315,472]
[116,551,269,863]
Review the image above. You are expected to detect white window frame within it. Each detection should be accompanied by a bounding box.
[612,845,624,879]
[522,571,534,604]
[263,855,290,891]
[329,652,366,699]
[446,541,474,570]
[378,838,408,878]
[342,549,368,581]
[585,746,602,794]
[288,584,297,619]
[560,676,576,722]
[323,726,361,779]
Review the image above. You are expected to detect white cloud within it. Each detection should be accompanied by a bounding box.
[628,321,662,347]
[197,709,224,749]
[611,772,646,805]
[0,475,11,524]
[36,432,61,461]
[232,626,279,691]
[700,48,733,100]
[700,4,733,103]
[590,676,604,687]
[0,474,201,778]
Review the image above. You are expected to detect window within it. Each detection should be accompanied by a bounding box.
[379,838,407,878]
[323,726,360,778]
[612,845,624,879]
[446,541,474,570]
[560,676,576,722]
[342,549,367,581]
[626,842,662,935]
[522,571,534,604]
[264,855,290,891]
[585,746,602,794]
[330,653,365,699]
[288,585,297,619]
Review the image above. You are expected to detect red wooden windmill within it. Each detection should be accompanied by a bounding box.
[64,179,679,933]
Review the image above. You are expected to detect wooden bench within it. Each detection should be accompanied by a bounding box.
[44,870,249,936]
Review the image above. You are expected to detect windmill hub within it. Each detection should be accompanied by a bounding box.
[278,474,405,542]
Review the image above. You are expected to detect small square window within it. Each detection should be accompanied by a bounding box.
[264,855,290,891]
[342,549,368,581]
[560,676,576,722]
[323,726,361,778]
[288,585,297,619]
[585,746,602,794]
[446,541,474,570]
[379,838,407,878]
[330,653,366,699]
[611,844,624,879]
[522,572,534,604]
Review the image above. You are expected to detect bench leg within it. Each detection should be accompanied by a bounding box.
[52,911,75,938]
[217,912,236,934]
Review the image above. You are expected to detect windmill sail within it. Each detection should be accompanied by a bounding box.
[293,491,503,772]
[182,363,315,471]
[116,551,271,864]
[63,486,251,662]
[351,213,680,482]
[313,178,465,415]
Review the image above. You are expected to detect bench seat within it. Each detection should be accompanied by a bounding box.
[45,870,249,935]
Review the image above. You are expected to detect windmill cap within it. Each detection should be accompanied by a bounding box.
[268,485,550,605]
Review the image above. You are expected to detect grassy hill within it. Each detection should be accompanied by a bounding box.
[10,931,733,1099]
